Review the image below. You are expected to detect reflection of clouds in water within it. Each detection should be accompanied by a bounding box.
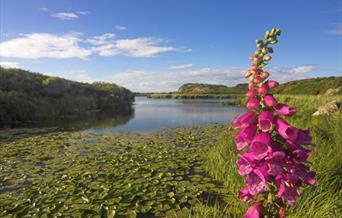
[89,97,246,133]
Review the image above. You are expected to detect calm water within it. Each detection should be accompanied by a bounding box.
[84,96,245,133]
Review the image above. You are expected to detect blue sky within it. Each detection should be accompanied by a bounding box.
[0,0,341,92]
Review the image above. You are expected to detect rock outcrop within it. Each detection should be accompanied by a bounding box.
[312,100,340,116]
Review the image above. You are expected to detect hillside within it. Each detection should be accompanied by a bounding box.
[0,67,134,127]
[148,77,342,99]
[178,83,246,95]
[273,76,342,95]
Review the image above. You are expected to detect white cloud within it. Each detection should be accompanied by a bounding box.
[106,65,318,92]
[0,61,19,69]
[88,33,116,45]
[266,64,318,83]
[170,64,193,69]
[77,11,90,15]
[52,12,79,20]
[0,33,92,59]
[0,33,190,59]
[94,37,183,57]
[115,25,126,30]
[115,38,178,57]
[327,23,342,35]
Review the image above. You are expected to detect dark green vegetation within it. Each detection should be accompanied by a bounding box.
[148,77,342,99]
[0,94,341,217]
[0,67,134,128]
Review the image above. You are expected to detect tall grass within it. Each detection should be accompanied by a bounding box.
[172,95,342,217]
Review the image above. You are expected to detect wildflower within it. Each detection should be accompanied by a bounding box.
[233,28,315,217]
[247,97,260,110]
[268,80,279,88]
[245,203,263,218]
[274,103,296,116]
[264,94,278,107]
[233,111,257,129]
[235,125,257,150]
[258,111,274,132]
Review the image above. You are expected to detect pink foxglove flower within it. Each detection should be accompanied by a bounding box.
[257,84,269,95]
[246,88,258,98]
[245,203,263,218]
[233,111,257,129]
[239,187,253,202]
[264,94,277,107]
[248,133,272,160]
[246,97,260,110]
[268,80,279,88]
[235,124,257,150]
[274,103,296,116]
[233,29,315,217]
[258,111,274,132]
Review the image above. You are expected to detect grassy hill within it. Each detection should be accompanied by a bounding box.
[0,67,134,127]
[178,83,247,95]
[273,76,342,95]
[148,77,342,99]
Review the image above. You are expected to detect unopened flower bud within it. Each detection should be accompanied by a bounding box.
[260,71,269,79]
[264,94,277,107]
[248,83,254,90]
[244,71,252,78]
[246,88,258,98]
[269,39,278,44]
[253,76,262,84]
[250,69,257,75]
[253,57,261,63]
[258,84,269,95]
[263,55,272,61]
[261,48,268,54]
[246,97,260,110]
[268,80,279,88]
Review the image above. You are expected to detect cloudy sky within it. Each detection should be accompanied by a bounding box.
[0,0,341,92]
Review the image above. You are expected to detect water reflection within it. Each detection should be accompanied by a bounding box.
[86,97,246,133]
[16,109,134,131]
[12,97,246,133]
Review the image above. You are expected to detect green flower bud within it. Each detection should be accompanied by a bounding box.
[256,39,263,44]
[255,50,262,55]
[262,48,268,54]
[270,40,278,44]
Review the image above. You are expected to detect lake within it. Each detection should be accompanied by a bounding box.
[84,96,245,133]
[10,97,245,132]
